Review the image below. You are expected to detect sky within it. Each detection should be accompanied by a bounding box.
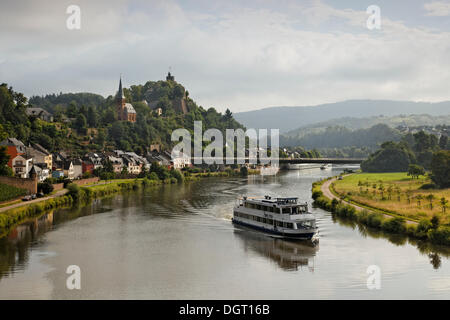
[1,0,450,112]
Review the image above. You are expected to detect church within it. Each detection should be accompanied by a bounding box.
[116,77,136,122]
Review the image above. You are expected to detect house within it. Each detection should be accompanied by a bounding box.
[52,152,68,171]
[147,151,171,167]
[121,154,141,175]
[0,138,27,167]
[82,160,94,174]
[52,170,65,179]
[72,159,83,179]
[12,154,33,178]
[84,153,103,170]
[170,150,191,170]
[107,155,124,174]
[26,144,52,170]
[63,161,75,180]
[29,164,50,182]
[25,107,53,122]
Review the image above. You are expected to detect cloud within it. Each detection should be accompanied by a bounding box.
[424,1,450,16]
[1,0,450,112]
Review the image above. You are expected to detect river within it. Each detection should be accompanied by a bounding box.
[0,168,449,299]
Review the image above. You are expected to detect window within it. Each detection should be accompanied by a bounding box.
[282,208,291,214]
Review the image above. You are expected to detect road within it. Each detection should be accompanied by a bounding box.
[0,189,68,213]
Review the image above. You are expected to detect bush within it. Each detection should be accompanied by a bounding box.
[367,213,383,228]
[381,217,406,233]
[38,181,54,195]
[170,169,184,183]
[312,190,323,200]
[419,183,437,190]
[67,183,81,201]
[428,227,450,246]
[415,219,432,238]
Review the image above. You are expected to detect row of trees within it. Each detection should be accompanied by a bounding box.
[361,130,449,188]
[356,180,448,211]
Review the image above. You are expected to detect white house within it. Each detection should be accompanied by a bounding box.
[30,165,50,182]
[170,151,191,169]
[72,159,83,179]
[64,161,75,180]
[12,155,33,178]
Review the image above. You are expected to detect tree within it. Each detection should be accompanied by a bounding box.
[361,141,414,173]
[426,194,435,210]
[74,113,87,134]
[439,135,448,150]
[378,184,385,199]
[430,150,450,188]
[407,164,425,179]
[38,181,54,195]
[440,197,448,213]
[416,194,423,207]
[406,189,412,204]
[430,215,440,230]
[87,106,98,127]
[387,185,393,200]
[0,146,12,176]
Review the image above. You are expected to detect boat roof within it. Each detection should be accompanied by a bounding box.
[242,196,307,206]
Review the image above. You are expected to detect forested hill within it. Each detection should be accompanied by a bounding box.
[1,80,244,156]
[284,114,450,139]
[280,124,401,149]
[234,100,450,133]
[29,92,105,113]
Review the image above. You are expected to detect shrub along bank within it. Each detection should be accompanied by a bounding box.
[312,179,450,246]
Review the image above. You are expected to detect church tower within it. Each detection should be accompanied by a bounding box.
[115,76,137,122]
[116,77,126,120]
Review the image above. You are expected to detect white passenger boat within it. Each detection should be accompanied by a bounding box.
[232,196,318,240]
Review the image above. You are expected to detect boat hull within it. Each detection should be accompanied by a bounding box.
[232,218,317,240]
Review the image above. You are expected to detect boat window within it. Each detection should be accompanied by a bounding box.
[282,208,291,214]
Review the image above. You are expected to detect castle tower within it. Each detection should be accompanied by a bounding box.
[166,71,175,81]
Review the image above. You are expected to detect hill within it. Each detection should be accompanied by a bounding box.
[285,114,450,139]
[234,100,450,133]
[280,124,401,150]
[0,79,244,157]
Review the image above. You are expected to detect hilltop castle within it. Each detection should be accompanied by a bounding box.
[116,77,136,122]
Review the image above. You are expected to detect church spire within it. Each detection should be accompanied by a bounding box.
[116,75,125,101]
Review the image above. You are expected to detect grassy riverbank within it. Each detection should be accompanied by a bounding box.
[312,175,450,246]
[333,173,450,224]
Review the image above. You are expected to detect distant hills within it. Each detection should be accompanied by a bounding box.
[234,100,450,133]
[285,114,450,139]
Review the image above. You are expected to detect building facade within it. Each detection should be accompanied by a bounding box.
[116,77,137,122]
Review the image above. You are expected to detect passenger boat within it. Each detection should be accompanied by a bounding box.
[232,196,318,240]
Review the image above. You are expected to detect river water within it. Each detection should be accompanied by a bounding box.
[0,168,449,299]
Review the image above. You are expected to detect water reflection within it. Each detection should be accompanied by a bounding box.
[330,213,450,270]
[233,229,318,272]
[0,211,54,279]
